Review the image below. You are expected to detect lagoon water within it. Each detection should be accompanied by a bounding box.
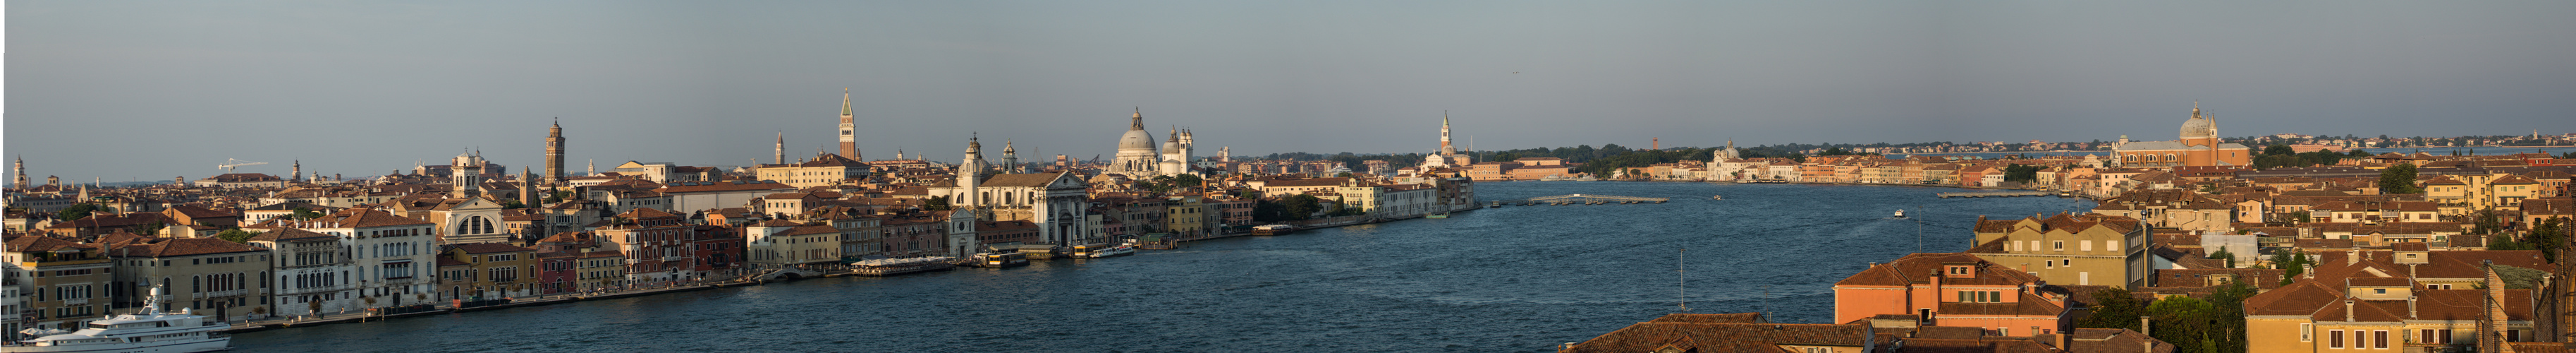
[233,181,2094,352]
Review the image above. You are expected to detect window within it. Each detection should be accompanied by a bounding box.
[2080,241,2092,251]
[2300,324,2314,342]
[2052,241,2065,250]
[2374,330,2388,349]
[2438,329,2453,344]
[2328,330,2343,349]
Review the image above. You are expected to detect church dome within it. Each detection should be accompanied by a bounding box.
[1118,128,1156,152]
[2179,114,2215,139]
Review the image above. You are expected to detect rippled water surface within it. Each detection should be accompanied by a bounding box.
[233,181,2094,352]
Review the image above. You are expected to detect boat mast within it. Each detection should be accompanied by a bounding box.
[1676,248,1687,312]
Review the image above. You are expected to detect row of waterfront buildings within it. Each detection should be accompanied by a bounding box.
[0,95,1480,338]
[1557,109,2576,352]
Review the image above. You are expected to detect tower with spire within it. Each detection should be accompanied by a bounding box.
[291,160,303,183]
[1440,111,1457,155]
[958,134,987,210]
[838,88,860,161]
[775,131,787,164]
[547,118,566,184]
[14,156,28,188]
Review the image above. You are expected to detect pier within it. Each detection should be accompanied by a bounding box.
[1935,191,2053,198]
[1511,193,1669,205]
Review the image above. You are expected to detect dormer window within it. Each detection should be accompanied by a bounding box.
[1946,265,1974,278]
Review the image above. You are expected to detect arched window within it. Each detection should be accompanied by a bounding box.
[2165,154,2178,162]
[2123,155,2136,163]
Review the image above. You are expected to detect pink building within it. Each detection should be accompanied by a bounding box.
[1831,253,2075,337]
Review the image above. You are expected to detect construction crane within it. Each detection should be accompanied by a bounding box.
[216,158,269,172]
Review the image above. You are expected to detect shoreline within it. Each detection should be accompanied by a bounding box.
[219,203,1484,335]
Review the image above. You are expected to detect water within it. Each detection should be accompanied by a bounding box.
[232,181,2094,352]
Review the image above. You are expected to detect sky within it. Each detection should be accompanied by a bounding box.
[7,1,2575,183]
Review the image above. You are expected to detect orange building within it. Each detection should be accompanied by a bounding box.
[2111,103,2253,167]
[1831,253,2075,337]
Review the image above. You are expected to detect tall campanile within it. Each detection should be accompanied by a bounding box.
[838,88,860,161]
[546,118,566,184]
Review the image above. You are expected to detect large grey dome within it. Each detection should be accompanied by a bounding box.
[1120,128,1156,151]
[2179,111,2215,138]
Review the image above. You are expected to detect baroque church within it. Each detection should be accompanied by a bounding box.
[2109,102,2253,167]
[1108,109,1195,178]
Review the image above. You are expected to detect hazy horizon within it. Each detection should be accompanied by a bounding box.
[8,1,2574,182]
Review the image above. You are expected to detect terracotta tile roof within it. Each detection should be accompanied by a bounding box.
[248,227,337,242]
[451,242,535,254]
[1642,313,1766,323]
[657,180,796,193]
[1835,253,2042,287]
[4,235,93,253]
[979,173,1070,188]
[776,225,841,237]
[106,237,264,258]
[312,208,434,228]
[1562,319,1877,353]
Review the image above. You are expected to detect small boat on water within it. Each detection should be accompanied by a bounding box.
[850,256,956,276]
[1426,213,1451,219]
[1711,195,1723,200]
[1892,210,1907,219]
[1251,225,1297,236]
[1087,245,1136,258]
[12,285,231,352]
[966,252,1029,268]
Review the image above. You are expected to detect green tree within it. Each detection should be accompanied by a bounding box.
[2206,248,2235,268]
[214,229,258,244]
[2490,234,2535,251]
[2377,163,2419,193]
[57,203,102,221]
[2147,297,2218,353]
[924,196,953,211]
[500,199,527,209]
[290,207,325,220]
[2262,144,2295,156]
[2206,282,2257,353]
[1171,174,1204,189]
[2275,251,2312,285]
[2077,287,2147,331]
[545,189,570,203]
[132,221,166,237]
[2002,164,2044,184]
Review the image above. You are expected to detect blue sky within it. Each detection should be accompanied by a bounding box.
[7,1,2573,182]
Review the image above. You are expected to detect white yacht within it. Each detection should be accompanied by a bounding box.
[11,286,231,352]
[1089,245,1136,258]
[1892,209,1907,219]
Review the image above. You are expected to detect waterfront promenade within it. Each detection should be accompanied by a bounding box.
[233,181,2094,352]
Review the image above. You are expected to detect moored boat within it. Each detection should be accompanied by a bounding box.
[966,252,1029,268]
[850,256,956,276]
[11,285,231,352]
[1088,245,1136,258]
[1892,209,1907,218]
[1425,213,1450,219]
[1251,225,1297,236]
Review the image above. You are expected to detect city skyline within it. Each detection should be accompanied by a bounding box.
[10,1,2576,182]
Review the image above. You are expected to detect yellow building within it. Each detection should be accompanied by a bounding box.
[4,236,113,332]
[2243,250,2543,352]
[1165,195,1208,239]
[2426,173,2546,216]
[1968,213,2149,288]
[435,243,539,301]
